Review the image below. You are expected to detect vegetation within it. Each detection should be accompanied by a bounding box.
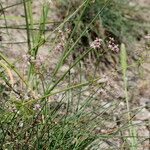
[0,0,149,149]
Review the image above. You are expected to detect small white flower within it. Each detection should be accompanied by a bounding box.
[90,37,102,49]
[33,104,41,110]
[107,37,119,52]
[19,121,23,128]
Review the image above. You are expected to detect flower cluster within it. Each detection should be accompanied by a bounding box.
[54,29,71,52]
[90,37,102,49]
[33,103,41,110]
[22,53,32,62]
[54,43,64,52]
[108,37,119,52]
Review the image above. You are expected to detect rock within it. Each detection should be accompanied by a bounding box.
[85,140,110,150]
[139,97,150,107]
[138,81,150,97]
[83,91,90,96]
[142,63,150,72]
[132,121,150,150]
[60,65,75,74]
[104,121,117,129]
[135,108,150,120]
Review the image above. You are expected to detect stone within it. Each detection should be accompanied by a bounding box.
[135,108,150,120]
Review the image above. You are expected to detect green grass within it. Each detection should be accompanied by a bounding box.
[0,0,149,149]
[120,43,138,150]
